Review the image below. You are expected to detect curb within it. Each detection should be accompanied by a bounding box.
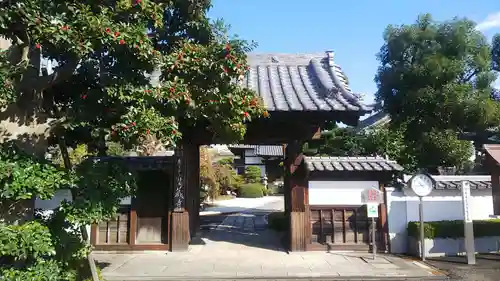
[104,275,450,281]
[394,255,449,277]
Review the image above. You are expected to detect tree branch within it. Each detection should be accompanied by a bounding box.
[57,135,100,281]
[462,70,479,83]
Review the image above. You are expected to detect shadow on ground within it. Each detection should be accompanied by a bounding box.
[193,212,288,252]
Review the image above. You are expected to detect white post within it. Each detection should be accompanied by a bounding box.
[461,181,476,265]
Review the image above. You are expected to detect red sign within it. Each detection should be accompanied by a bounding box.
[361,187,383,204]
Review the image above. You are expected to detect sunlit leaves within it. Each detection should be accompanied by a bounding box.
[0,142,71,201]
[375,14,499,170]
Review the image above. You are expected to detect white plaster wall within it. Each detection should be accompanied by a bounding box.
[243,149,266,177]
[308,181,379,206]
[386,187,494,254]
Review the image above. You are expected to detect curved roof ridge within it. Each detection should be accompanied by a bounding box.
[244,51,375,113]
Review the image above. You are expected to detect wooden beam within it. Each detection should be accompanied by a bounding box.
[379,183,389,252]
[129,208,137,245]
[286,140,308,251]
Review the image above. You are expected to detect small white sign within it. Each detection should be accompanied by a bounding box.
[367,203,379,218]
[461,181,472,223]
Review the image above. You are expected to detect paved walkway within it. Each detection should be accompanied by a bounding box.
[425,254,500,281]
[200,195,284,216]
[95,212,446,280]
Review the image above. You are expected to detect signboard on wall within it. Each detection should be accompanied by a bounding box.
[367,203,379,218]
[361,187,383,204]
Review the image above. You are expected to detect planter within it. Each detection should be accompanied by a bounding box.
[408,236,500,257]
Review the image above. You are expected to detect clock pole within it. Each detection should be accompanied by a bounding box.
[419,196,425,261]
[409,173,434,262]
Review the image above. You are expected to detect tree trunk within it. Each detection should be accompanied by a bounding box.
[57,135,100,281]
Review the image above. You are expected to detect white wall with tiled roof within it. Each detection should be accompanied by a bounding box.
[386,176,494,254]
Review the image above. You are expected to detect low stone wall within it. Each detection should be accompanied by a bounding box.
[408,236,500,257]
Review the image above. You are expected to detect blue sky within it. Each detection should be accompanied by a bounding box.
[208,0,500,104]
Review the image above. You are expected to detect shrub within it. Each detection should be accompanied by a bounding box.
[266,183,280,195]
[261,185,268,196]
[407,219,500,239]
[244,166,261,183]
[239,183,264,198]
[268,212,288,232]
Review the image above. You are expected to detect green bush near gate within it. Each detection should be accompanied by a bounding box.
[268,212,288,232]
[407,219,500,239]
[239,183,264,198]
[266,183,280,195]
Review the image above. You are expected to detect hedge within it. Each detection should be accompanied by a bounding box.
[407,219,500,239]
[239,183,264,198]
[267,212,288,232]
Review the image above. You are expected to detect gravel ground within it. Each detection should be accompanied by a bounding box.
[424,254,500,281]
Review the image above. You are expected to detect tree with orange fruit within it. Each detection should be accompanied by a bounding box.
[0,0,265,279]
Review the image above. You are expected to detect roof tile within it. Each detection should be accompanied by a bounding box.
[242,52,375,113]
[305,156,403,172]
[403,175,491,190]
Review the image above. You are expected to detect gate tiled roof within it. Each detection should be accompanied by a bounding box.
[403,175,491,190]
[227,144,284,156]
[240,51,374,113]
[305,156,404,172]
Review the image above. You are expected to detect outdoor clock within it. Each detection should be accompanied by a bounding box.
[409,173,434,197]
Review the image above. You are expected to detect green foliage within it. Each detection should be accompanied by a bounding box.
[304,124,413,170]
[244,166,261,183]
[1,259,74,281]
[375,14,500,171]
[0,142,71,201]
[267,212,288,232]
[0,0,266,279]
[0,221,76,281]
[52,144,94,168]
[63,158,137,224]
[239,183,264,198]
[407,219,500,239]
[0,221,54,261]
[106,141,128,156]
[217,157,233,165]
[493,34,500,72]
[266,183,281,195]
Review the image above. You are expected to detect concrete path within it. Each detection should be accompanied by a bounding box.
[200,195,284,216]
[425,254,500,281]
[95,212,446,280]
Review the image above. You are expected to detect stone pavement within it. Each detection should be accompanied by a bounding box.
[200,195,284,216]
[94,213,447,280]
[425,254,500,281]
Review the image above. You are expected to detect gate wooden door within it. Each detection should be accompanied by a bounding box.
[310,206,380,250]
[134,170,171,244]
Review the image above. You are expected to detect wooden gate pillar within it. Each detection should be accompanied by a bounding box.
[170,144,189,251]
[285,140,308,251]
[378,183,389,252]
[187,143,201,238]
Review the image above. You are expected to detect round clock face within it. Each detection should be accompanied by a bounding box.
[410,174,434,197]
